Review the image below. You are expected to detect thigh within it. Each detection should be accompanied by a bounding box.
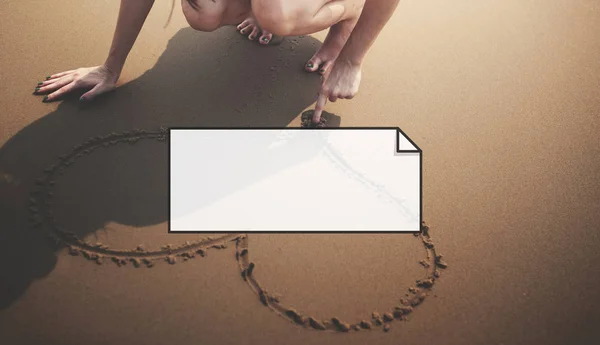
[252,0,364,36]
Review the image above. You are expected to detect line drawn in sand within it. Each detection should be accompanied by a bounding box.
[170,113,422,232]
[234,221,447,333]
[26,128,241,266]
[27,122,447,332]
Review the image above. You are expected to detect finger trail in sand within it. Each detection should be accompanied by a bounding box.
[27,126,449,333]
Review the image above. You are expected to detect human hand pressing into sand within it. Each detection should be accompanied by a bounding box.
[313,59,362,123]
[310,0,402,123]
[33,0,154,103]
[33,0,402,114]
[34,66,119,103]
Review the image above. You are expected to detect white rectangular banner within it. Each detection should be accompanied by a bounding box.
[169,128,421,232]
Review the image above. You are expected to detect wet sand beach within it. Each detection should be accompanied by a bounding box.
[1,1,599,345]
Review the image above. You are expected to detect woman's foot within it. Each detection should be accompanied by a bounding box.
[305,18,358,75]
[237,15,274,45]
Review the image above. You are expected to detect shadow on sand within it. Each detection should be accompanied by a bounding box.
[0,26,340,310]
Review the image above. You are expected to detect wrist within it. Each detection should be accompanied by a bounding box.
[104,54,125,77]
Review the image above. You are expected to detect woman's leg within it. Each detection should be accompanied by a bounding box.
[236,15,275,45]
[251,0,366,73]
[305,16,359,74]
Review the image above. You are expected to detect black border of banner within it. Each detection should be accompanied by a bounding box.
[167,127,422,234]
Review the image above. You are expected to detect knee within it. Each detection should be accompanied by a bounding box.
[182,0,222,32]
[186,18,220,32]
[253,0,303,36]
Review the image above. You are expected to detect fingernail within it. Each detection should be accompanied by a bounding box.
[42,96,49,102]
[249,35,254,40]
[240,30,245,34]
[319,69,325,73]
[45,76,51,80]
[35,87,40,91]
[307,63,313,68]
[37,82,43,86]
[79,97,86,102]
[262,37,269,42]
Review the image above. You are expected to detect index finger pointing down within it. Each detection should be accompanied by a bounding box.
[313,93,328,123]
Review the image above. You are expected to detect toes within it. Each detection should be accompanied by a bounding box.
[237,20,251,32]
[305,58,322,73]
[239,23,253,35]
[237,18,277,45]
[259,32,273,45]
[248,26,260,40]
[318,60,334,75]
[236,21,246,31]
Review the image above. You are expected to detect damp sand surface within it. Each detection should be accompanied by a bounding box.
[1,1,600,345]
[233,228,443,333]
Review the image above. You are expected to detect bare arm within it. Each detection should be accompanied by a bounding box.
[104,0,156,76]
[37,0,156,102]
[338,0,401,65]
[312,0,401,121]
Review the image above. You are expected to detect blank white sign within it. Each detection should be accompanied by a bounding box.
[169,128,421,232]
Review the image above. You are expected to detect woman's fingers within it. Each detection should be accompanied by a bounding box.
[45,70,76,81]
[35,75,74,94]
[80,83,110,102]
[313,93,328,123]
[43,81,80,102]
[35,70,76,92]
[34,65,117,103]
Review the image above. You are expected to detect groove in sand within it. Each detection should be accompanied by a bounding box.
[28,127,449,332]
[28,127,240,267]
[234,221,447,333]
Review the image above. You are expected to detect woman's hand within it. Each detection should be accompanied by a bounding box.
[32,0,157,103]
[34,65,120,102]
[312,59,362,123]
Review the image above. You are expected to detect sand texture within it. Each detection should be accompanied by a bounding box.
[1,1,600,345]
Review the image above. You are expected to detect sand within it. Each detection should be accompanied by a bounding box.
[233,223,444,333]
[1,0,600,345]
